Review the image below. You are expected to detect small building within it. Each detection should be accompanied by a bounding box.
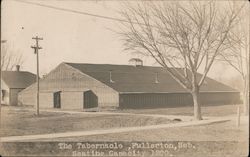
[18,62,240,110]
[1,65,36,105]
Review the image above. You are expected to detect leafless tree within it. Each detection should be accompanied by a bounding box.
[220,3,249,115]
[118,1,244,120]
[1,43,24,71]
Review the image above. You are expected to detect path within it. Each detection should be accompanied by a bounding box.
[0,117,230,142]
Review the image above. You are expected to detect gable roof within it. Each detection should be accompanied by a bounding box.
[65,62,238,93]
[1,71,36,89]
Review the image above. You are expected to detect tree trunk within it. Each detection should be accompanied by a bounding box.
[192,89,203,120]
[243,86,249,116]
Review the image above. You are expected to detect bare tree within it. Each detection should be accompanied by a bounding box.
[220,3,249,115]
[118,1,244,120]
[1,43,24,71]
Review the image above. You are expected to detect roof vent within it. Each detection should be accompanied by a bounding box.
[109,70,115,83]
[42,73,47,78]
[155,72,159,84]
[129,58,143,67]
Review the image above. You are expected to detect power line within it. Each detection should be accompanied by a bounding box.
[14,0,130,23]
[14,0,155,28]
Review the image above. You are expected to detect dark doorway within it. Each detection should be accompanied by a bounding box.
[84,90,98,108]
[53,91,61,108]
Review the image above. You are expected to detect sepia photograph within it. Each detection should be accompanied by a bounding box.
[0,0,249,156]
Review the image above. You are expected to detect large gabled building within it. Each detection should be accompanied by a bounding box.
[1,66,36,105]
[18,62,240,110]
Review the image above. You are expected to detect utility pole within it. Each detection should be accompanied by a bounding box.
[31,36,43,116]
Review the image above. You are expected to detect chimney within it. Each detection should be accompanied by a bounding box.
[16,65,20,72]
[155,72,159,83]
[129,58,143,67]
[135,60,143,67]
[109,70,115,83]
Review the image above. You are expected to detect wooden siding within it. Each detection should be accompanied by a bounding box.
[18,89,36,106]
[9,88,23,105]
[39,92,53,108]
[61,91,83,110]
[200,92,241,105]
[119,92,241,109]
[119,93,192,108]
[18,63,119,109]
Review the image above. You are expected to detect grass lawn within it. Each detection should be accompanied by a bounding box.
[0,105,248,157]
[0,106,174,137]
[115,104,244,117]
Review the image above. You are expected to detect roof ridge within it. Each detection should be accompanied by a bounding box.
[64,62,165,68]
[1,71,35,74]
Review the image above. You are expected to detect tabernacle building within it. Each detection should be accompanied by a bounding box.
[18,62,240,110]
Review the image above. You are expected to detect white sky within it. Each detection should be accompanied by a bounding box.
[1,0,246,83]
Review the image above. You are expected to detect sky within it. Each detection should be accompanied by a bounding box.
[1,0,247,86]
